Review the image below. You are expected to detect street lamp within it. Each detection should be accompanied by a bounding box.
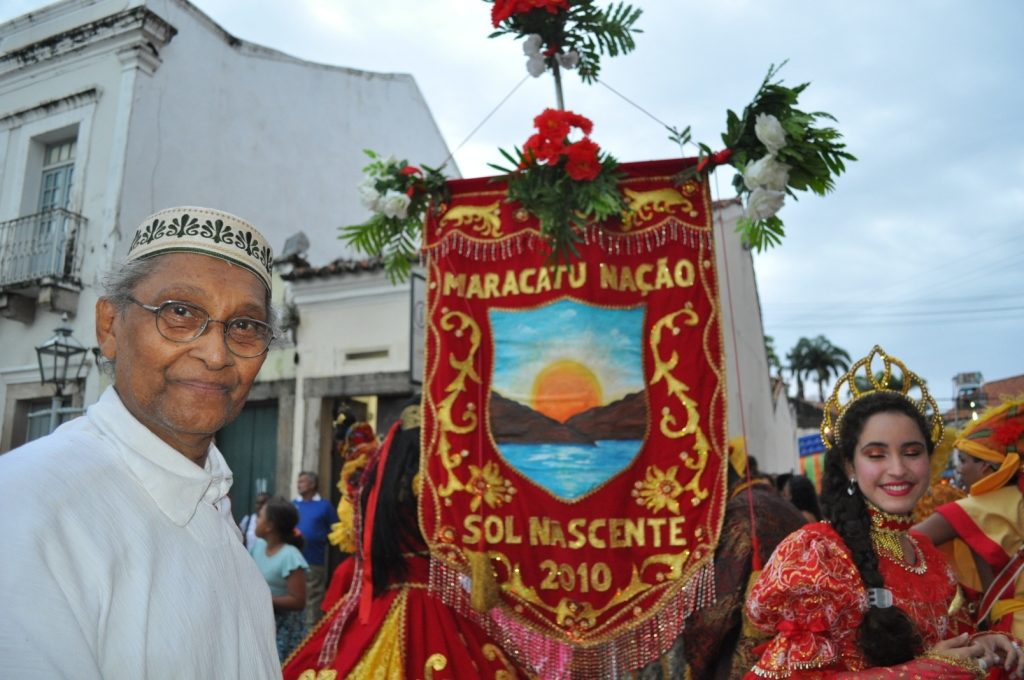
[35,313,89,433]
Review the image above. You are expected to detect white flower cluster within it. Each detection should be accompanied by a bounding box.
[523,34,578,78]
[743,114,789,221]
[358,178,411,220]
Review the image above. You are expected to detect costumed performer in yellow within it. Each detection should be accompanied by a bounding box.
[744,346,1024,678]
[916,397,1024,640]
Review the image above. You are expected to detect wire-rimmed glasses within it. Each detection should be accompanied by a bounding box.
[127,297,273,358]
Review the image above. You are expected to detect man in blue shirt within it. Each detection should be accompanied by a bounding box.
[293,471,338,627]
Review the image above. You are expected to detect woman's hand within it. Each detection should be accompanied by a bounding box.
[972,632,1024,679]
[929,632,981,660]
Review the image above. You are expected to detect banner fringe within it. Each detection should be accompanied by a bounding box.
[426,219,710,262]
[428,557,716,679]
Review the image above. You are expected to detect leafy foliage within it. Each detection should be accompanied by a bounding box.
[488,1,642,83]
[340,150,449,283]
[490,148,626,262]
[694,62,857,251]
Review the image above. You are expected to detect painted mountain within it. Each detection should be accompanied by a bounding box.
[491,390,646,444]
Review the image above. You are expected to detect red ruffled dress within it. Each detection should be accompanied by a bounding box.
[744,522,982,678]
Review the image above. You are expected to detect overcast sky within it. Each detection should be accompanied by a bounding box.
[3,0,1021,405]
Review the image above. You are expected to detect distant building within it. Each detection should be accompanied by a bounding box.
[944,372,1024,429]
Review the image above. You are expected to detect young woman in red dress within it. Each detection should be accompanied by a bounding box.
[745,347,1024,678]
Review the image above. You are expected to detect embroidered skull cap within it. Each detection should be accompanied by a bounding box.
[126,206,273,291]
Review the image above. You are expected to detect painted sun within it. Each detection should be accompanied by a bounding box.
[531,359,603,423]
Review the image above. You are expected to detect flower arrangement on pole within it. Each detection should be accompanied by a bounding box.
[490,107,627,260]
[689,62,856,251]
[488,0,642,94]
[342,150,448,282]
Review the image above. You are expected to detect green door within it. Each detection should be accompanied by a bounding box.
[217,401,278,524]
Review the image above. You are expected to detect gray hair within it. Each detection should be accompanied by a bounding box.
[97,255,280,375]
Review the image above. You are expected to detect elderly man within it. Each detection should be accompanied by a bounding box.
[0,207,281,678]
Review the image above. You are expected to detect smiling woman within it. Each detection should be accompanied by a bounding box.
[744,346,1024,678]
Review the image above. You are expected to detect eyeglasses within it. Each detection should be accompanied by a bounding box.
[127,296,274,358]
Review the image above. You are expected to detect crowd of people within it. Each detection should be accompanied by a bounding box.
[1,205,1022,679]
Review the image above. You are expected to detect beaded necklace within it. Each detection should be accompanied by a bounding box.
[866,502,927,575]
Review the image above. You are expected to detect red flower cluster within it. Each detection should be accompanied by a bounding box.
[992,418,1024,448]
[521,108,602,181]
[491,0,569,27]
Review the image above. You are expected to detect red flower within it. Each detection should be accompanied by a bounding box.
[992,419,1024,448]
[521,133,565,165]
[492,0,568,26]
[565,111,594,136]
[400,165,421,176]
[532,0,569,15]
[564,139,601,181]
[491,0,520,27]
[533,108,571,143]
[696,148,734,174]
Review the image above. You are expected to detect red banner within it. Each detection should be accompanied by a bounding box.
[419,158,727,674]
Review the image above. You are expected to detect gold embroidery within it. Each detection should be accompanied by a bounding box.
[465,460,515,511]
[483,642,520,679]
[632,465,684,513]
[649,306,711,503]
[621,187,698,231]
[438,201,503,238]
[423,653,448,679]
[436,311,483,498]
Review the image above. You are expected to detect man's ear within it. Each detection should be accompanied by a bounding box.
[95,297,118,361]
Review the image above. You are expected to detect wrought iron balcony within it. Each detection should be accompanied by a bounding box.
[0,208,86,288]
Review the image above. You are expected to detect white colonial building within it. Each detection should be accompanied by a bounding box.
[0,0,451,516]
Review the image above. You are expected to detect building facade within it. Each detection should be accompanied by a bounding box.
[0,0,451,514]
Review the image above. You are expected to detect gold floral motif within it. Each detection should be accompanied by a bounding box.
[466,460,516,511]
[641,550,691,582]
[632,465,684,513]
[621,187,697,231]
[297,671,337,680]
[423,653,448,679]
[439,201,503,238]
[555,597,599,631]
[649,307,711,502]
[483,643,520,680]
[436,311,482,497]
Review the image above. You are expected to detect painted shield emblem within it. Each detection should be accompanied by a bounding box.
[489,299,648,499]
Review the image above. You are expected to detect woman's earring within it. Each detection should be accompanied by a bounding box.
[847,477,857,496]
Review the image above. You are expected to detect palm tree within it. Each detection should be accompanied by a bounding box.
[764,335,783,378]
[786,337,812,400]
[787,335,852,402]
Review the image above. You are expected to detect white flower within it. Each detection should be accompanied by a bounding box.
[380,190,411,219]
[526,54,547,78]
[523,34,543,56]
[357,178,381,211]
[556,50,579,70]
[746,187,786,221]
[754,113,787,155]
[743,155,790,192]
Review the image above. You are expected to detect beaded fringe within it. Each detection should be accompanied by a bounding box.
[428,557,716,679]
[426,219,710,262]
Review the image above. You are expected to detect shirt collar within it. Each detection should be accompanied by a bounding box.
[295,493,322,502]
[89,387,233,526]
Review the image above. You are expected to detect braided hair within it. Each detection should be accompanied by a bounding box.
[820,391,934,666]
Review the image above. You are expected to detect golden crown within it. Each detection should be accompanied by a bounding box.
[821,345,943,450]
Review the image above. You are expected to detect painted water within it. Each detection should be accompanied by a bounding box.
[498,439,643,499]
